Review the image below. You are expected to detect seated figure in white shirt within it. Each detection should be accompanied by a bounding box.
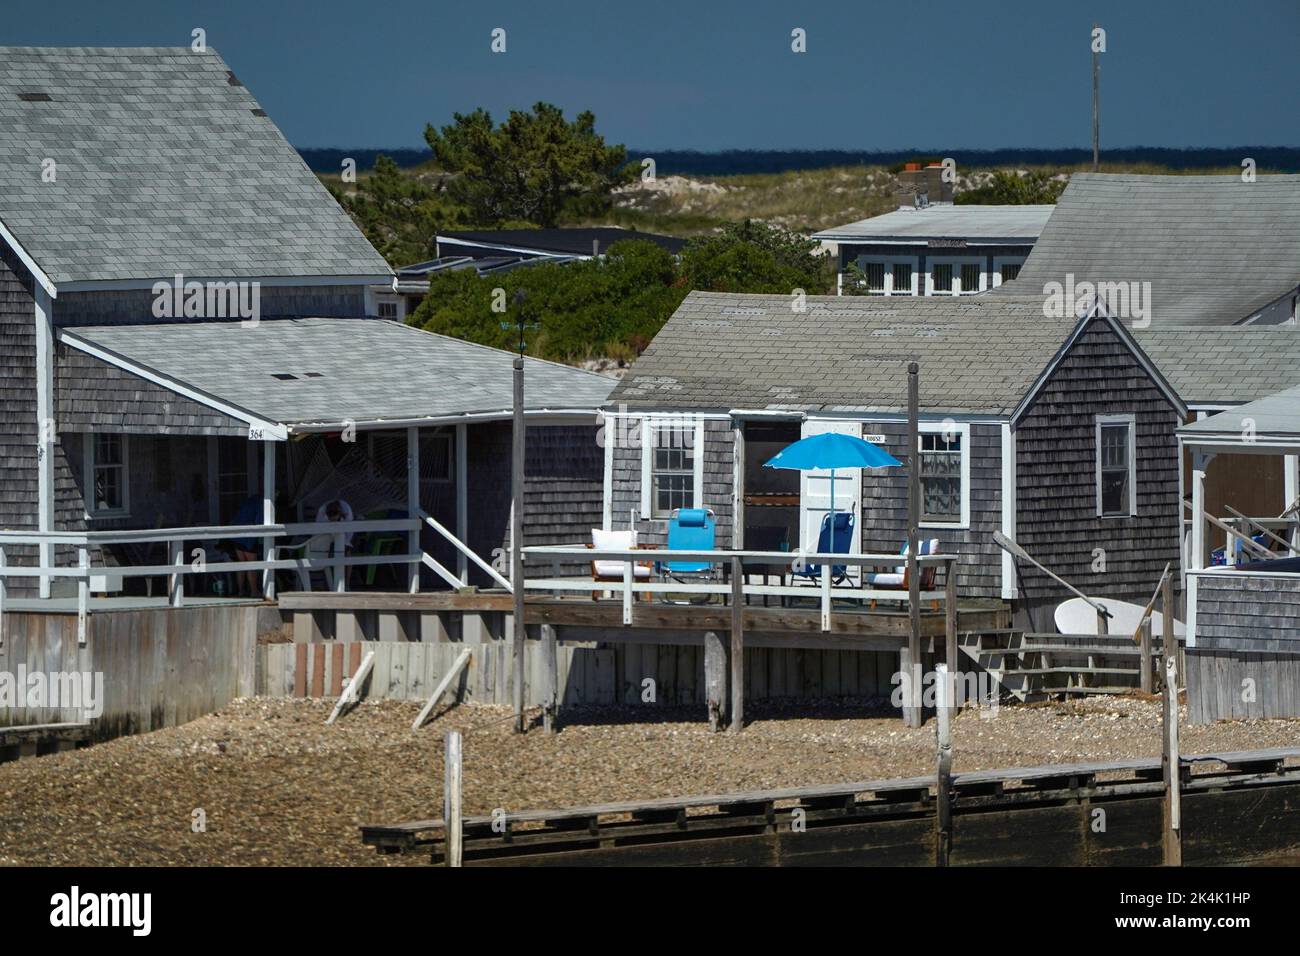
[315,498,355,551]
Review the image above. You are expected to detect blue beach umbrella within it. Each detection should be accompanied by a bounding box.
[764,433,902,554]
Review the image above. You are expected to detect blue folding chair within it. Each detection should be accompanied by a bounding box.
[655,508,718,599]
[792,512,855,585]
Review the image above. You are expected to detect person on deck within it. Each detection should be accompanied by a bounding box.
[315,498,356,584]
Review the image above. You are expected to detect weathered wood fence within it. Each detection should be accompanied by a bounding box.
[0,606,259,738]
[257,639,905,708]
[1185,648,1300,723]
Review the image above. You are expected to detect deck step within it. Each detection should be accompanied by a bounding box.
[959,628,1153,702]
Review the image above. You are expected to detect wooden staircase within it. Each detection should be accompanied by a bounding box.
[958,629,1155,702]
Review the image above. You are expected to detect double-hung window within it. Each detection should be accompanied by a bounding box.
[1096,415,1136,517]
[918,422,970,527]
[86,433,129,516]
[650,423,696,518]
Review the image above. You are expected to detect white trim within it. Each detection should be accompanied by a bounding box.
[990,255,1027,288]
[58,330,289,441]
[848,254,920,296]
[602,414,614,531]
[83,432,131,519]
[693,420,705,509]
[455,423,468,583]
[1000,422,1017,599]
[55,273,393,294]
[1185,572,1198,647]
[34,287,54,596]
[263,443,277,598]
[918,420,971,529]
[639,418,652,520]
[1095,413,1137,517]
[925,255,986,296]
[0,218,58,298]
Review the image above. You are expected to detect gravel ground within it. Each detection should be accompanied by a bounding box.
[1,695,1298,866]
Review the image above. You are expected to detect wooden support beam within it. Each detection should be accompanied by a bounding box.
[729,556,744,733]
[1162,654,1182,866]
[445,730,463,868]
[1139,618,1153,694]
[412,648,472,730]
[326,650,375,724]
[704,630,725,733]
[1161,571,1177,684]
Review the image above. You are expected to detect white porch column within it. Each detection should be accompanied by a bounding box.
[1285,454,1299,552]
[262,441,276,599]
[455,423,468,583]
[407,425,420,593]
[1190,451,1212,571]
[34,287,54,597]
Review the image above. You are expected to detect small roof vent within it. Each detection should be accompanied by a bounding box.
[251,108,267,117]
[226,71,242,87]
[17,92,52,102]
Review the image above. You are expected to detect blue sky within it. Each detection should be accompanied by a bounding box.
[8,0,1299,150]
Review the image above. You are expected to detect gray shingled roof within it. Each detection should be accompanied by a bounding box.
[1006,173,1300,326]
[1180,385,1300,444]
[61,318,613,429]
[608,291,1081,416]
[813,204,1053,242]
[1135,327,1300,406]
[0,47,391,286]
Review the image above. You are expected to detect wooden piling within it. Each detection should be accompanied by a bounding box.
[944,561,957,680]
[905,362,922,728]
[1162,655,1182,866]
[704,630,726,733]
[1139,618,1153,694]
[444,730,463,868]
[730,557,744,733]
[511,355,526,733]
[935,662,953,867]
[542,623,558,734]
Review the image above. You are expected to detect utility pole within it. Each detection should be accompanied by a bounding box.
[1092,22,1101,172]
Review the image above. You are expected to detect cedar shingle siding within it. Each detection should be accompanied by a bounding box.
[609,418,736,550]
[858,421,1003,598]
[1014,319,1182,605]
[57,348,247,435]
[1193,575,1300,652]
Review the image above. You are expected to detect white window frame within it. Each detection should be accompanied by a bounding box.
[375,295,405,320]
[852,255,920,296]
[420,429,454,483]
[918,421,970,529]
[640,416,704,520]
[84,432,130,518]
[1095,414,1137,518]
[926,256,986,296]
[991,255,1027,288]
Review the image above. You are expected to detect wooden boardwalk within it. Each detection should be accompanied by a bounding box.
[362,746,1300,867]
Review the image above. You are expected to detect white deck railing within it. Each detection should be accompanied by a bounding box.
[522,545,958,631]
[0,516,511,644]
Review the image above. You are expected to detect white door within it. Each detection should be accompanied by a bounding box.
[800,420,862,579]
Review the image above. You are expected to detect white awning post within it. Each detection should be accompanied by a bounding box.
[333,532,346,592]
[262,443,276,600]
[1190,453,1211,572]
[77,547,89,644]
[169,539,184,607]
[407,425,421,594]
